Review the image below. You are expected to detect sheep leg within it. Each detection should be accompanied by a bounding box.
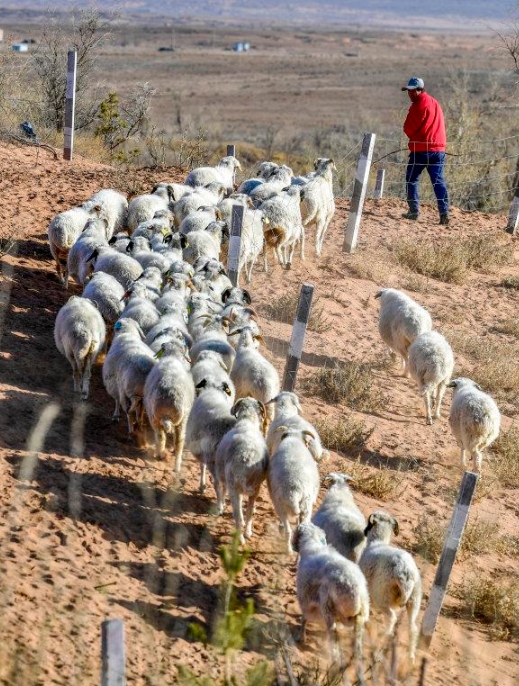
[283,519,293,554]
[298,617,308,645]
[230,491,245,544]
[473,449,483,473]
[423,389,433,425]
[173,424,184,474]
[435,382,447,419]
[154,427,167,458]
[199,463,207,494]
[406,591,421,664]
[243,491,259,539]
[385,608,398,637]
[353,614,365,682]
[323,609,341,667]
[300,227,306,261]
[215,478,226,515]
[460,448,467,467]
[111,399,121,422]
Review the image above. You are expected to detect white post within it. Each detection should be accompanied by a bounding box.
[101,619,126,686]
[63,50,77,161]
[282,283,314,392]
[373,168,385,199]
[227,204,243,287]
[506,195,519,235]
[343,132,376,254]
[420,471,478,648]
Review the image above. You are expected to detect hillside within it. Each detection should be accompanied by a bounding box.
[0,140,518,685]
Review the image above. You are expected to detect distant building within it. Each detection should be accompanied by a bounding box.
[12,43,29,52]
[232,42,250,53]
[0,29,4,42]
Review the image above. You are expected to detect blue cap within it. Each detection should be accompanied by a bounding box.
[401,76,425,91]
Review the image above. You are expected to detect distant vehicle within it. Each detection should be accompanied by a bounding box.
[232,42,250,52]
[158,46,175,52]
[12,43,29,52]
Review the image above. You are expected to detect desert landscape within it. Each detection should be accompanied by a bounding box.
[0,6,518,686]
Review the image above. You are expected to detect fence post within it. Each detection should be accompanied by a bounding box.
[63,50,77,161]
[282,283,314,392]
[420,471,478,649]
[101,619,126,686]
[506,195,519,235]
[373,168,385,199]
[226,144,236,157]
[227,204,243,286]
[343,132,376,254]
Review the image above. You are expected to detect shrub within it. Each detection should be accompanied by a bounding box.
[261,291,328,333]
[346,459,404,501]
[313,415,374,457]
[413,516,446,563]
[302,361,385,412]
[490,426,519,487]
[500,276,519,290]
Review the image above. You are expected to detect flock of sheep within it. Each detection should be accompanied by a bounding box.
[47,153,501,676]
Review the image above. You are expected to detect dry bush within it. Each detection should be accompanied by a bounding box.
[302,361,386,412]
[500,275,519,290]
[345,460,404,501]
[313,415,374,457]
[393,234,512,284]
[493,318,519,338]
[261,290,329,333]
[344,250,394,284]
[413,515,501,564]
[453,574,519,641]
[489,426,519,487]
[461,518,501,559]
[412,516,446,563]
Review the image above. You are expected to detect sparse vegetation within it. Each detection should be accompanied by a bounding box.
[261,290,329,333]
[345,459,404,500]
[500,276,519,290]
[493,318,519,338]
[453,574,519,641]
[302,361,386,412]
[313,415,374,456]
[393,234,512,284]
[413,516,446,563]
[490,426,519,487]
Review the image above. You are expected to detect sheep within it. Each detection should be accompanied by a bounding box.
[179,206,222,236]
[145,303,192,351]
[143,339,195,472]
[54,295,106,400]
[102,318,145,420]
[191,350,231,387]
[126,236,173,274]
[116,335,157,439]
[259,185,305,269]
[408,331,455,425]
[225,306,261,349]
[182,222,227,265]
[230,327,280,418]
[293,522,370,675]
[132,209,174,239]
[234,207,268,283]
[48,203,102,284]
[267,427,320,553]
[185,376,236,493]
[447,377,501,472]
[192,258,233,301]
[109,232,132,253]
[82,272,126,326]
[89,189,128,237]
[214,397,269,543]
[301,158,336,256]
[359,510,422,663]
[185,156,241,192]
[190,313,236,371]
[249,165,293,206]
[119,282,160,336]
[67,218,109,288]
[236,161,279,195]
[134,266,163,300]
[217,194,253,227]
[127,184,174,234]
[88,246,143,290]
[173,183,227,227]
[266,391,325,462]
[312,473,367,563]
[375,288,433,377]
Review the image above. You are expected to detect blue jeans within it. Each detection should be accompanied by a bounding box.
[405,151,449,215]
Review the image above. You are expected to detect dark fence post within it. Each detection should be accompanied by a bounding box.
[373,168,385,199]
[282,283,314,392]
[63,50,77,161]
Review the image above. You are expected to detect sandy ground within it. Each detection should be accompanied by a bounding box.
[0,141,518,685]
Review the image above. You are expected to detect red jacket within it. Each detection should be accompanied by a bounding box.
[403,92,446,152]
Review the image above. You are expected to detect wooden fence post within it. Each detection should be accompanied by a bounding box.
[420,471,478,649]
[282,283,314,392]
[63,50,77,161]
[101,619,126,686]
[373,168,385,199]
[343,132,376,254]
[506,195,519,235]
[227,204,243,286]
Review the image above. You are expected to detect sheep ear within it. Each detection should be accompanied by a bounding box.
[221,288,232,303]
[108,236,117,245]
[166,185,175,200]
[299,189,305,201]
[302,430,315,448]
[222,382,232,396]
[219,265,227,275]
[447,380,457,388]
[254,334,266,345]
[374,290,383,299]
[274,425,288,434]
[196,379,208,389]
[313,159,319,170]
[126,241,133,253]
[86,249,98,262]
[392,517,399,536]
[231,399,244,417]
[242,289,252,305]
[154,346,165,359]
[474,382,483,391]
[180,233,189,249]
[292,526,301,553]
[151,184,159,193]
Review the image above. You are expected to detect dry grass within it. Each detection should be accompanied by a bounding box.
[345,250,396,285]
[489,426,519,487]
[500,275,519,290]
[313,415,374,457]
[302,361,386,413]
[412,516,446,563]
[413,515,501,564]
[345,459,404,501]
[261,290,329,333]
[493,318,519,338]
[393,234,512,284]
[453,574,519,641]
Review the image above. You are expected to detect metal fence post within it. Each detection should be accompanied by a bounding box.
[343,132,376,253]
[282,283,314,392]
[101,619,126,686]
[506,195,519,235]
[373,168,385,199]
[227,204,243,286]
[63,50,77,161]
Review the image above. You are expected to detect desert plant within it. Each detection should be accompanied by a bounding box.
[489,426,519,487]
[302,361,386,413]
[500,276,519,289]
[413,516,446,564]
[313,415,374,456]
[261,291,328,333]
[493,318,519,338]
[344,459,404,501]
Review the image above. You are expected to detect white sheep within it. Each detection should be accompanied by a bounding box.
[82,271,126,326]
[127,184,173,234]
[116,335,157,439]
[267,427,320,553]
[375,288,432,377]
[293,522,370,675]
[89,188,128,237]
[185,156,241,193]
[260,185,305,269]
[48,203,102,284]
[190,313,236,372]
[447,377,501,472]
[144,339,195,472]
[359,510,422,663]
[230,327,280,418]
[119,282,160,337]
[266,391,325,462]
[54,295,106,399]
[88,246,143,290]
[67,218,109,288]
[312,473,366,563]
[301,158,336,256]
[249,165,293,205]
[214,397,269,543]
[235,207,268,283]
[185,376,236,493]
[408,331,454,425]
[182,222,226,265]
